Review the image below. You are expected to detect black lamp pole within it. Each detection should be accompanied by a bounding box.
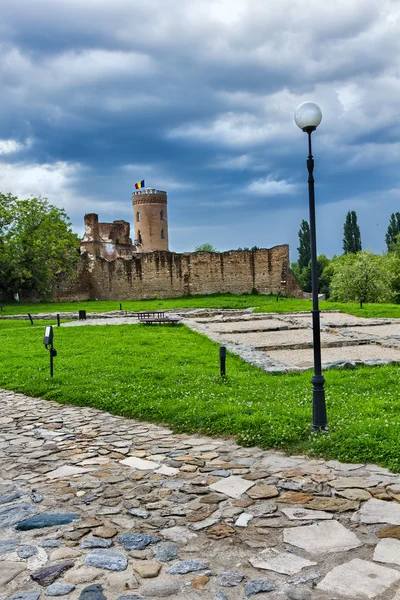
[304,127,327,431]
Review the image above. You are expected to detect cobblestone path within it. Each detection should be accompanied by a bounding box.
[1,389,400,600]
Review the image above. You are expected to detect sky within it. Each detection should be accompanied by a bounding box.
[1,0,400,260]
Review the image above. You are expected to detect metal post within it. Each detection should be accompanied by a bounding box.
[220,346,226,377]
[360,297,363,309]
[28,313,34,325]
[120,303,123,311]
[50,341,54,378]
[306,131,327,431]
[57,314,60,327]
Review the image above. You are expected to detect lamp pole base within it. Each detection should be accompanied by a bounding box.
[311,373,328,431]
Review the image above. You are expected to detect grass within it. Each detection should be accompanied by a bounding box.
[1,293,400,318]
[319,301,400,319]
[0,319,68,330]
[0,319,399,471]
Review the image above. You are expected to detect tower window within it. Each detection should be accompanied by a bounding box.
[136,211,140,222]
[138,230,142,244]
[160,210,163,220]
[161,228,164,240]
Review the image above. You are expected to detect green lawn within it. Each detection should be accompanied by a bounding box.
[1,293,400,318]
[0,320,399,471]
[0,319,68,330]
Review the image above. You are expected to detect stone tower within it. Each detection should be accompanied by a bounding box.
[131,188,169,252]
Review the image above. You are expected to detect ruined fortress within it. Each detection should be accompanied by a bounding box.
[54,188,302,301]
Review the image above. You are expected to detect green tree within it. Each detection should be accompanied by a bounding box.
[292,254,332,295]
[297,220,310,270]
[386,212,400,250]
[391,233,400,257]
[194,243,218,252]
[329,250,395,303]
[0,194,80,300]
[0,194,16,298]
[343,210,362,254]
[388,234,400,302]
[316,254,333,297]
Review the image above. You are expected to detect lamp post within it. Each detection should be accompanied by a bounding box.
[294,101,328,431]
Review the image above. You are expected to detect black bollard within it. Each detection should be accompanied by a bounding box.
[44,326,57,378]
[120,303,122,311]
[78,310,86,320]
[28,313,34,325]
[360,297,363,309]
[57,314,60,327]
[220,346,226,377]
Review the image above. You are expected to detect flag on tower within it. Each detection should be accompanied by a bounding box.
[135,180,145,189]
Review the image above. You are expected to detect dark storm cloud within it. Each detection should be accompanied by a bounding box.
[0,0,400,256]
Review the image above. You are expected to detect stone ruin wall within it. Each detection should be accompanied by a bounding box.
[53,245,303,302]
[81,213,135,261]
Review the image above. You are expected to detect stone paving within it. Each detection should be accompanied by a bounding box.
[183,310,400,372]
[1,389,400,599]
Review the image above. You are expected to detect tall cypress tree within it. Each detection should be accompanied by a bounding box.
[385,212,400,250]
[343,211,362,254]
[297,220,311,270]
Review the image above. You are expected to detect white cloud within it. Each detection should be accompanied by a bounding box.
[248,176,298,196]
[168,112,286,148]
[0,46,155,89]
[0,160,84,213]
[346,143,400,168]
[0,138,32,155]
[50,49,156,86]
[211,154,266,171]
[0,159,135,236]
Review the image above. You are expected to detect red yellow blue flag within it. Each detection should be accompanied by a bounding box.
[135,180,145,189]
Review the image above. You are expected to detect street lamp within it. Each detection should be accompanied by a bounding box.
[294,101,328,431]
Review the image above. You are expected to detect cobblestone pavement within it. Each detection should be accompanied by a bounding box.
[1,389,400,599]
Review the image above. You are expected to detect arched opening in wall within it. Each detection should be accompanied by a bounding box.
[161,229,164,240]
[136,211,140,222]
[138,230,142,244]
[160,210,163,220]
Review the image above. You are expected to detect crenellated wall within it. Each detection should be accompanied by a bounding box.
[53,245,303,302]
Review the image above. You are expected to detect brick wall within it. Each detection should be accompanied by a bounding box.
[53,246,303,302]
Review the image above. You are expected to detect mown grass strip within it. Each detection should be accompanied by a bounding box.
[1,293,400,318]
[0,319,68,330]
[1,321,399,471]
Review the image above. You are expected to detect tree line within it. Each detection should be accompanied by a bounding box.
[0,193,80,301]
[291,211,400,302]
